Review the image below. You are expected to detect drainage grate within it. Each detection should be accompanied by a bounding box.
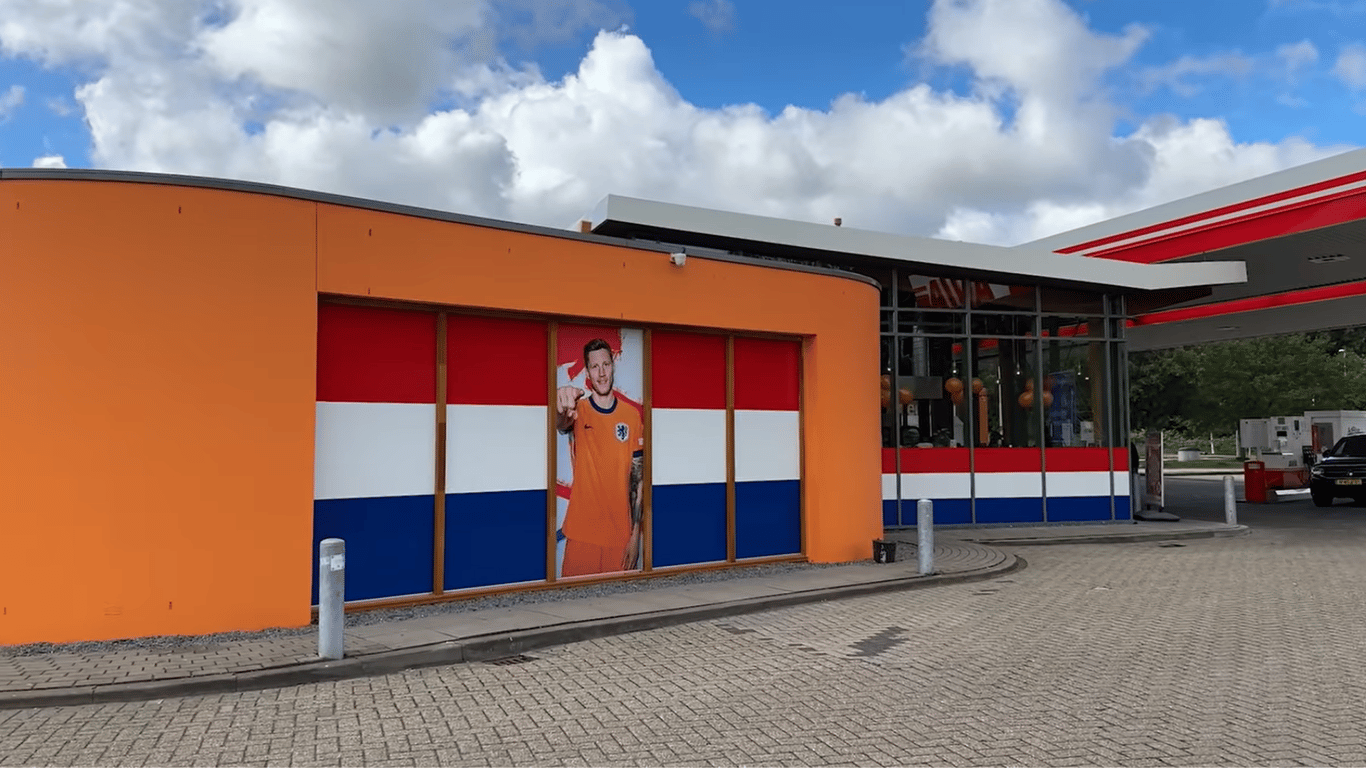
[485,654,538,666]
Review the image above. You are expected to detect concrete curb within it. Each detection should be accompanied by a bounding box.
[0,552,1023,710]
[957,525,1250,547]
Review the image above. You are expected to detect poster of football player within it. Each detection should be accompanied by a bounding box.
[553,325,646,578]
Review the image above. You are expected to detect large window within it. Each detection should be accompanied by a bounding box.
[864,267,1130,524]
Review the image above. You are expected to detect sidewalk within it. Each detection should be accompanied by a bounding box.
[0,521,1246,710]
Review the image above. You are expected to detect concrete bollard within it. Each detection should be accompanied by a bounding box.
[318,538,346,661]
[917,498,934,575]
[1224,475,1238,526]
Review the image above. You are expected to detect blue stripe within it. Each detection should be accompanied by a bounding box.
[974,497,1045,524]
[894,498,971,526]
[882,499,899,528]
[653,483,728,567]
[1046,496,1115,522]
[1113,495,1132,520]
[735,480,801,559]
[444,490,548,590]
[313,495,435,604]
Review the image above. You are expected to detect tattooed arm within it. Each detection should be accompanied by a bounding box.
[623,452,645,569]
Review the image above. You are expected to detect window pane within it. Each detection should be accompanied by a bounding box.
[970,336,1041,448]
[1040,337,1108,448]
[899,274,967,310]
[894,335,970,447]
[1107,341,1126,447]
[971,313,1036,338]
[881,336,897,448]
[1041,315,1106,342]
[897,310,966,336]
[971,282,1036,311]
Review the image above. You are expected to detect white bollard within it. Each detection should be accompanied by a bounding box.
[917,499,934,575]
[1224,475,1238,526]
[318,538,346,661]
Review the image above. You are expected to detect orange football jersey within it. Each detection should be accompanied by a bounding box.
[562,394,645,548]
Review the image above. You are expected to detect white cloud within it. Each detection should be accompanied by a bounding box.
[0,83,23,119]
[1334,43,1366,89]
[1277,39,1319,72]
[31,154,65,168]
[1139,52,1256,97]
[688,0,736,35]
[0,0,1355,247]
[45,95,73,116]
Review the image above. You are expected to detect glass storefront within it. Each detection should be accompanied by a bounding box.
[873,269,1129,526]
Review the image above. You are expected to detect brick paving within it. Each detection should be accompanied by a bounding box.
[0,539,1018,700]
[1,517,1358,766]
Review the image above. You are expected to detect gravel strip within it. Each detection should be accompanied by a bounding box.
[0,560,859,657]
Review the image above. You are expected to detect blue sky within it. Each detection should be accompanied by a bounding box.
[0,0,1362,243]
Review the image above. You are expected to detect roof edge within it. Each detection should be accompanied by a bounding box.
[0,168,879,291]
[589,194,1247,293]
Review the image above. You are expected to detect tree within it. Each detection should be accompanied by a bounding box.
[1128,346,1200,432]
[1129,332,1366,434]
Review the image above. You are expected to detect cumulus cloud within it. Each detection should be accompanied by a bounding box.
[31,154,65,168]
[1334,43,1366,89]
[688,0,736,35]
[0,0,1355,246]
[0,83,22,119]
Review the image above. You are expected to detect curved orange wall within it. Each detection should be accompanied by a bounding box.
[1,180,318,645]
[0,178,879,645]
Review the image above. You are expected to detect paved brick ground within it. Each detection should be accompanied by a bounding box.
[0,540,1012,699]
[0,517,1361,766]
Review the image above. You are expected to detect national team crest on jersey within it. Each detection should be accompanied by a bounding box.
[615,422,630,442]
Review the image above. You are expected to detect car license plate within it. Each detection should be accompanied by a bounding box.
[1338,478,1363,486]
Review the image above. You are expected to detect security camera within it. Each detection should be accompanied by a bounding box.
[669,252,687,267]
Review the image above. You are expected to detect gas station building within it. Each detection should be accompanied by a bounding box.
[3,147,1365,644]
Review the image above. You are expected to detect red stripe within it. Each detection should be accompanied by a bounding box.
[973,448,1043,472]
[652,331,726,409]
[1133,279,1366,327]
[447,315,547,406]
[1044,448,1111,472]
[1057,169,1366,255]
[1081,188,1366,264]
[898,447,969,473]
[317,304,436,404]
[1113,447,1129,472]
[734,337,801,411]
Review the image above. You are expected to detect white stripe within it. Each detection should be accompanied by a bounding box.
[315,402,435,500]
[974,472,1043,498]
[882,474,897,501]
[1046,471,1112,497]
[900,473,972,500]
[652,408,726,485]
[734,409,800,482]
[1113,470,1135,496]
[446,405,547,494]
[1075,177,1366,256]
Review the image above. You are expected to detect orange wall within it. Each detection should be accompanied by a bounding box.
[0,177,879,645]
[1,180,318,645]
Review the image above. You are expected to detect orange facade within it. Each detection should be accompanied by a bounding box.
[0,177,879,645]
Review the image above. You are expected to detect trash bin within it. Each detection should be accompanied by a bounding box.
[873,539,897,563]
[1243,460,1266,503]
